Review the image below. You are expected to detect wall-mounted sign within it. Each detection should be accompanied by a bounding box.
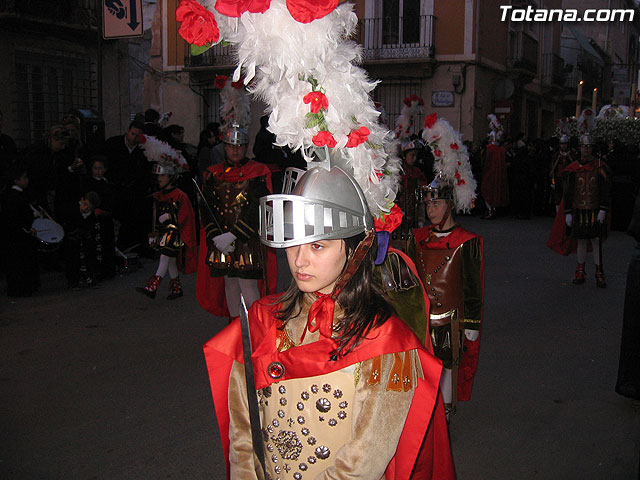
[431,91,455,108]
[103,0,144,39]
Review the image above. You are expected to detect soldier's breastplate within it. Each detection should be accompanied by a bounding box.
[258,368,356,479]
[416,243,464,325]
[154,199,182,248]
[213,179,249,227]
[573,170,599,210]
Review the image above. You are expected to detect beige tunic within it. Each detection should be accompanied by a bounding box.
[228,295,423,479]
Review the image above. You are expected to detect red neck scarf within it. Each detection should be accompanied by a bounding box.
[298,230,376,345]
[301,291,339,344]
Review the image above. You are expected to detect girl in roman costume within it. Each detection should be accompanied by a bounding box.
[136,135,197,299]
[175,0,455,477]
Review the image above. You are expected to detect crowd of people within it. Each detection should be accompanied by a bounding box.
[2,104,639,476]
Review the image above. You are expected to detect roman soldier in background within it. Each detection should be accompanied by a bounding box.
[196,123,274,320]
[136,136,197,299]
[410,114,484,418]
[562,134,612,288]
[549,135,575,212]
[391,138,426,251]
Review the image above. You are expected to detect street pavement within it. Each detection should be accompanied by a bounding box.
[1,214,639,479]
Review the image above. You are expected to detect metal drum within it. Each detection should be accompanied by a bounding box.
[32,217,65,252]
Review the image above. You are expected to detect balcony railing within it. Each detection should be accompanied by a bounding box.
[541,52,565,87]
[508,30,538,75]
[356,15,435,61]
[185,42,236,69]
[0,0,99,28]
[183,15,435,69]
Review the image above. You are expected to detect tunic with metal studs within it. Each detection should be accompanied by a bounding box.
[200,158,272,279]
[203,293,456,480]
[410,224,484,402]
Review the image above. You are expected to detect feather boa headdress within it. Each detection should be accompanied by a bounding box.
[422,113,476,213]
[177,0,401,218]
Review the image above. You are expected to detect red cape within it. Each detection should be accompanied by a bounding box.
[413,224,484,401]
[204,158,273,191]
[481,144,509,208]
[196,159,275,317]
[203,295,455,480]
[153,188,197,274]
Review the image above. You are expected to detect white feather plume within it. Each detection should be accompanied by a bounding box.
[394,96,424,140]
[209,0,400,217]
[140,135,189,173]
[422,114,476,213]
[219,78,251,131]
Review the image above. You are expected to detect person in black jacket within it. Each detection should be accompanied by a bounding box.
[2,165,40,296]
[104,121,153,255]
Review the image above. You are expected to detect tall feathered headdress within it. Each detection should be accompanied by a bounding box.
[213,74,251,133]
[422,113,476,213]
[394,94,425,140]
[139,134,189,174]
[487,113,504,144]
[176,0,401,219]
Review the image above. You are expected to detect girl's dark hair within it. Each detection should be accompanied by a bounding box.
[276,232,396,358]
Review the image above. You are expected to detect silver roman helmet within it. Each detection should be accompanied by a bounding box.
[221,122,249,146]
[580,134,594,146]
[422,173,454,203]
[152,162,177,176]
[259,152,374,248]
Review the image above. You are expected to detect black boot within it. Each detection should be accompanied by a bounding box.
[167,277,183,300]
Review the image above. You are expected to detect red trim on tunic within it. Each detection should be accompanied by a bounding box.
[412,224,484,401]
[152,188,197,274]
[203,296,455,480]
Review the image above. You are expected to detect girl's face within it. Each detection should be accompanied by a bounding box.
[92,161,105,179]
[426,196,454,229]
[286,239,347,294]
[157,174,171,189]
[404,150,418,166]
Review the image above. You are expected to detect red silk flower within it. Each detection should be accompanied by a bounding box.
[434,149,442,158]
[403,94,424,107]
[287,0,339,23]
[231,78,244,89]
[450,143,459,150]
[215,0,271,17]
[312,131,337,148]
[303,91,329,113]
[176,0,220,46]
[214,75,228,89]
[424,112,437,129]
[373,204,403,233]
[346,126,370,148]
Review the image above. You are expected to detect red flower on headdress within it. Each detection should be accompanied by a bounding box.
[231,78,244,89]
[403,94,424,107]
[214,75,228,89]
[434,149,442,158]
[374,204,403,233]
[455,171,461,179]
[346,126,370,148]
[424,113,437,129]
[176,0,220,46]
[287,0,339,23]
[303,91,329,113]
[450,143,459,150]
[215,0,271,17]
[312,131,337,148]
